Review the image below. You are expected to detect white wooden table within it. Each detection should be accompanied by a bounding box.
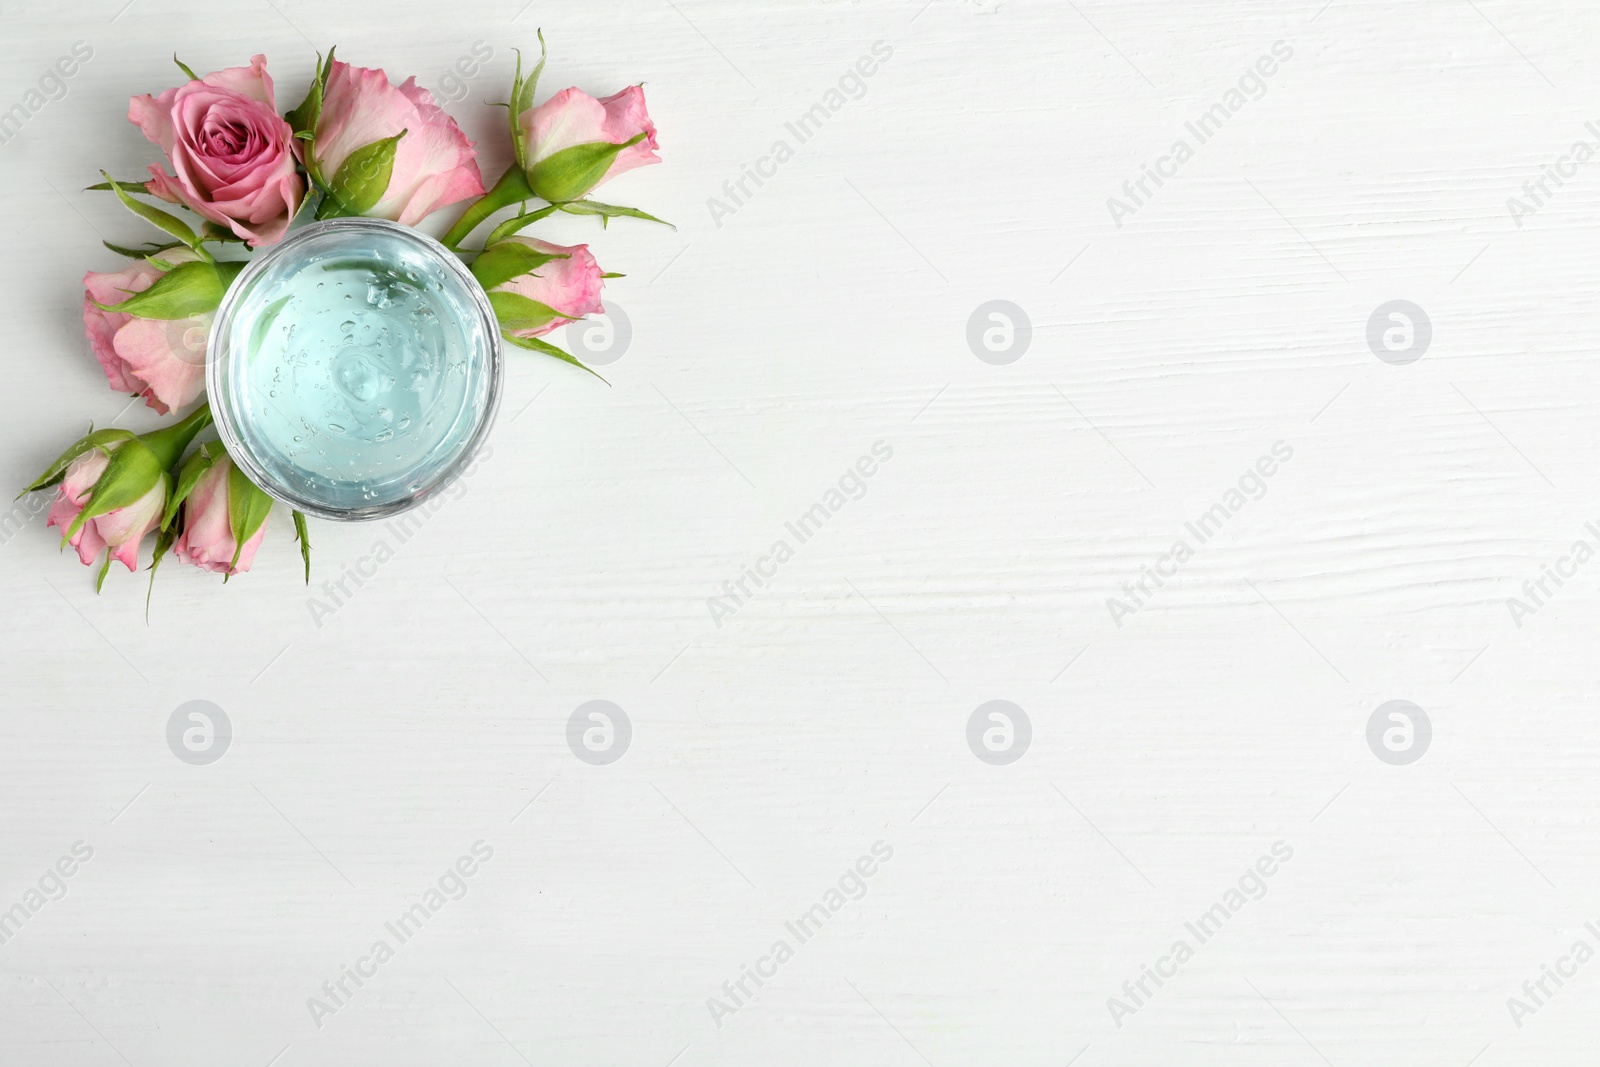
[3,0,1598,1063]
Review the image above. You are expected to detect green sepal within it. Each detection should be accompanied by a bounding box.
[145,519,180,618]
[65,442,164,544]
[138,403,214,471]
[487,290,570,333]
[162,440,221,530]
[559,199,673,229]
[103,239,183,260]
[95,549,114,594]
[19,428,135,497]
[226,462,273,578]
[287,46,336,138]
[508,32,547,167]
[472,243,565,291]
[502,330,608,383]
[91,259,229,320]
[292,510,312,584]
[441,164,533,250]
[322,130,406,217]
[484,204,560,246]
[524,133,645,204]
[601,271,626,279]
[200,221,245,243]
[173,54,200,81]
[86,177,153,191]
[100,171,202,251]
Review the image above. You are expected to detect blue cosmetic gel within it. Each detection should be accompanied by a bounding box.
[210,220,500,520]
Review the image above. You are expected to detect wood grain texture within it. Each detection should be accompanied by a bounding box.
[3,0,1599,1063]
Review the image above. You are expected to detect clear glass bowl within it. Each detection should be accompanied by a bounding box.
[207,217,502,521]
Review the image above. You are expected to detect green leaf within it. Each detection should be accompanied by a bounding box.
[508,31,547,166]
[471,242,565,291]
[92,260,227,320]
[487,290,570,332]
[502,330,608,383]
[442,164,534,250]
[162,441,220,530]
[601,272,626,279]
[292,510,312,584]
[173,54,200,81]
[484,204,560,246]
[525,132,645,203]
[559,199,673,228]
[101,171,199,249]
[326,130,406,215]
[19,428,135,497]
[226,462,274,577]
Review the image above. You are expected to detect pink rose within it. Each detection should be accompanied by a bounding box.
[129,55,303,246]
[487,237,604,339]
[518,86,660,202]
[83,248,209,415]
[47,447,164,573]
[173,453,266,576]
[313,60,484,224]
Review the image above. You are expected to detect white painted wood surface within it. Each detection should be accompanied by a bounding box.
[3,0,1599,1062]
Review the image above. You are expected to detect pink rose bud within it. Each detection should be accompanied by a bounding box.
[47,447,165,576]
[309,59,485,224]
[129,55,304,247]
[475,236,604,340]
[170,448,270,577]
[518,86,659,202]
[25,406,212,589]
[83,247,213,415]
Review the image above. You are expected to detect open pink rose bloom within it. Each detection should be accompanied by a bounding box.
[313,60,484,224]
[129,55,303,246]
[82,248,209,415]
